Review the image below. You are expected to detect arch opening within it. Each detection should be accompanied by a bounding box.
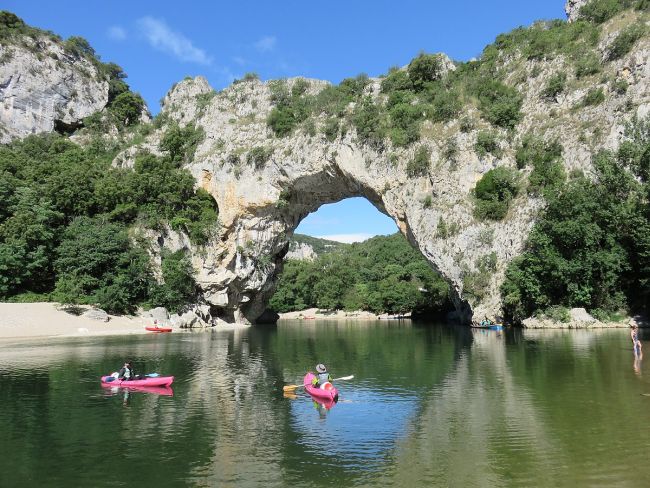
[268,196,457,319]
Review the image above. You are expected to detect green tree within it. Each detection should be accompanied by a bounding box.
[474,167,520,220]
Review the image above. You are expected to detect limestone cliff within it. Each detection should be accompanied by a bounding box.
[119,3,648,326]
[0,18,111,142]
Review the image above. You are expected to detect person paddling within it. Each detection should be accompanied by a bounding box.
[118,361,142,381]
[311,363,332,389]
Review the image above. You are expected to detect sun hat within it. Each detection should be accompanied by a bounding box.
[316,363,327,373]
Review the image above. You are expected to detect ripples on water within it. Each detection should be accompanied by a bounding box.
[1,322,650,487]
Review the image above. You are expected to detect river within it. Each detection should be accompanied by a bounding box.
[1,320,649,487]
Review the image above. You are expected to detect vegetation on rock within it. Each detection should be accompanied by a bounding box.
[502,117,650,322]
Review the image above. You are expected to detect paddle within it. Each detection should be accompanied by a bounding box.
[282,375,354,392]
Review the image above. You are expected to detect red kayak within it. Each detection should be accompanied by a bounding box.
[101,375,174,387]
[145,326,172,333]
[303,372,338,402]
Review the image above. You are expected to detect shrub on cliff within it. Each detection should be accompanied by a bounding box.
[474,167,520,220]
[607,22,646,60]
[407,53,444,91]
[406,146,431,177]
[475,80,522,129]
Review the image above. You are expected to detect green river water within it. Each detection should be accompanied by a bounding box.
[1,320,649,487]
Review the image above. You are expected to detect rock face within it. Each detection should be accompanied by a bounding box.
[565,0,591,22]
[285,242,317,261]
[0,34,109,143]
[122,10,647,326]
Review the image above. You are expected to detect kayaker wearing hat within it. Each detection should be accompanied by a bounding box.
[311,363,332,389]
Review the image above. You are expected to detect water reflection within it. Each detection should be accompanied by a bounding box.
[1,323,650,487]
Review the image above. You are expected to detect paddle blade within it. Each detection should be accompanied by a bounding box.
[283,384,299,392]
[334,375,354,381]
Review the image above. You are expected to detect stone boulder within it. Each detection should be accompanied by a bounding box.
[569,307,596,324]
[82,308,109,322]
[141,307,170,325]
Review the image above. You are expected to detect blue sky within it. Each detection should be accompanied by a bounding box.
[5,0,566,242]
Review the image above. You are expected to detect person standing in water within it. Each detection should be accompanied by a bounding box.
[631,325,643,358]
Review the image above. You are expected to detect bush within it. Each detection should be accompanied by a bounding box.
[322,118,339,142]
[429,89,461,122]
[149,250,198,314]
[579,0,627,23]
[380,68,412,93]
[267,106,296,137]
[541,72,567,101]
[267,80,311,137]
[575,53,601,78]
[159,123,204,164]
[108,91,144,127]
[543,305,571,323]
[474,167,520,220]
[387,98,421,147]
[63,36,95,59]
[476,80,522,129]
[407,53,444,91]
[607,23,646,60]
[515,135,565,193]
[475,131,501,158]
[246,146,273,169]
[406,146,431,177]
[580,87,605,107]
[352,96,385,148]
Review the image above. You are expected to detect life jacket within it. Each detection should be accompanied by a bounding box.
[120,366,132,380]
[317,372,330,385]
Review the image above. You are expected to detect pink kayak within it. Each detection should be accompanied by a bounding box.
[100,375,174,387]
[101,383,174,396]
[303,372,338,402]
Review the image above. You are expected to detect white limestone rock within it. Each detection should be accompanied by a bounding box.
[565,0,590,22]
[0,36,109,143]
[82,308,110,322]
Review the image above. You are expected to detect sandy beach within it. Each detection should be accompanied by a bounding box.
[0,302,151,341]
[278,307,411,321]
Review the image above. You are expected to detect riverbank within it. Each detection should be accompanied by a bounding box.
[0,302,150,340]
[278,308,411,321]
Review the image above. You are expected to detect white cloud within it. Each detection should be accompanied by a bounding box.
[316,233,375,244]
[137,16,212,65]
[254,35,276,53]
[108,26,127,41]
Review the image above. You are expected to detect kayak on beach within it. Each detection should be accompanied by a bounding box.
[145,326,172,332]
[101,375,174,387]
[303,372,338,402]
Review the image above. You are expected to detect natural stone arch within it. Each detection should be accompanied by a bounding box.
[135,76,540,326]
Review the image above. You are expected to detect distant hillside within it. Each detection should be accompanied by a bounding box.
[286,234,348,260]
